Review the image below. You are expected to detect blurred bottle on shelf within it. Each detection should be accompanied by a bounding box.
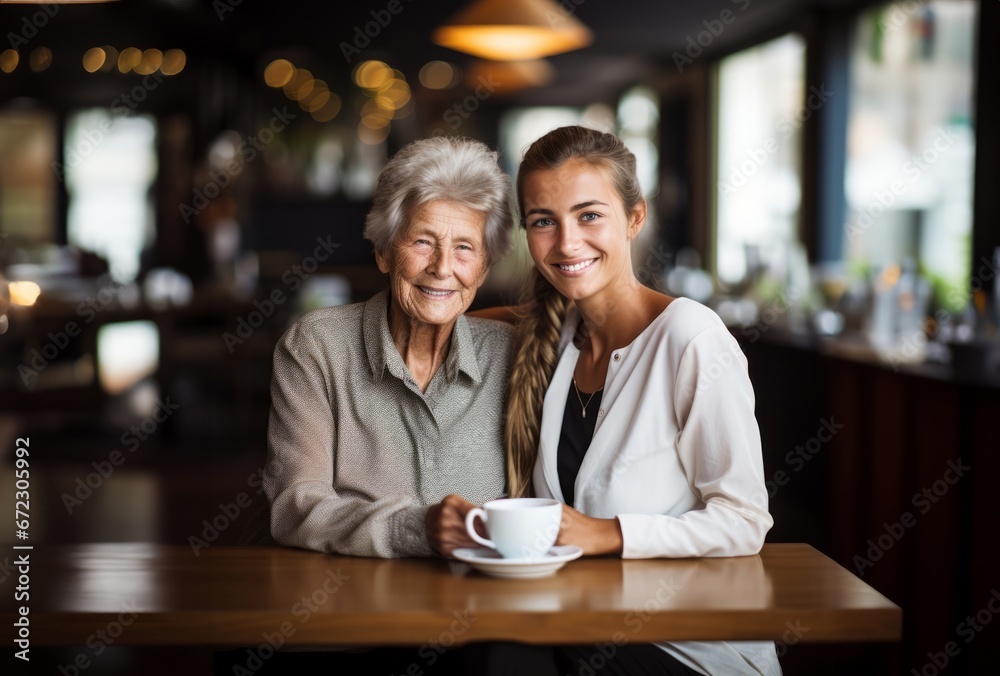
[865,259,931,364]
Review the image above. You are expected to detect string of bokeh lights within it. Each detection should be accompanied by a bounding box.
[0,46,186,75]
[2,48,469,144]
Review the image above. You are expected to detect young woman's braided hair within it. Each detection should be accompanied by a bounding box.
[505,126,644,497]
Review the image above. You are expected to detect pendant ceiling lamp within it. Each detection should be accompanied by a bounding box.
[465,58,555,93]
[433,0,593,61]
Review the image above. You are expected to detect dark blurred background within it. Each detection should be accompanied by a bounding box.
[0,0,997,673]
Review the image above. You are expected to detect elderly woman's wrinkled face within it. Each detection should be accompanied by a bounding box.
[376,199,489,328]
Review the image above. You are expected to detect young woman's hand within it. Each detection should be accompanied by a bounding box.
[556,505,624,556]
[425,494,482,558]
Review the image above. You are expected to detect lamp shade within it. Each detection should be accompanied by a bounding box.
[466,59,555,93]
[433,0,593,61]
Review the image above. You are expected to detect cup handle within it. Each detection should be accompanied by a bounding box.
[465,508,495,549]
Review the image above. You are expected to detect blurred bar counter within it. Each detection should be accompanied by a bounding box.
[745,324,1000,389]
[740,326,999,675]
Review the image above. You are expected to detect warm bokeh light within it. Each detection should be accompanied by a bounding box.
[83,47,106,73]
[361,98,393,129]
[8,281,41,307]
[29,47,52,72]
[281,68,304,96]
[135,48,163,75]
[358,121,390,145]
[0,49,18,73]
[160,49,185,75]
[300,82,331,113]
[311,94,342,122]
[351,62,405,142]
[264,58,294,87]
[291,78,315,101]
[361,97,392,116]
[879,264,902,290]
[270,62,342,117]
[101,46,119,72]
[433,0,593,61]
[434,26,592,60]
[465,58,554,92]
[353,60,392,89]
[373,94,395,111]
[392,98,416,120]
[361,113,391,130]
[118,47,141,73]
[380,80,411,108]
[419,61,458,89]
[283,68,315,100]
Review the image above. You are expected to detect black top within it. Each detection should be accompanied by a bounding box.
[557,382,602,508]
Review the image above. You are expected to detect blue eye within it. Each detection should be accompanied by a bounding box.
[530,218,554,227]
[581,212,601,221]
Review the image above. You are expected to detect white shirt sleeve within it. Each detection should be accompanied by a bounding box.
[616,325,773,558]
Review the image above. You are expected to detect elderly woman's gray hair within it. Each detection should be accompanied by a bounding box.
[363,136,514,265]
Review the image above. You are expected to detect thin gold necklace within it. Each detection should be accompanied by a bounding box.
[573,378,604,419]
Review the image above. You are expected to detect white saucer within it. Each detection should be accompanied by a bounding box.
[452,545,583,579]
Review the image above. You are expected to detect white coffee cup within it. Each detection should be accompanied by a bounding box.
[465,498,562,560]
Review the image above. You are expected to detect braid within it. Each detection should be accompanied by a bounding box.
[505,126,641,497]
[504,268,568,497]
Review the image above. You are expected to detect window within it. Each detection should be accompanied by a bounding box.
[96,320,159,395]
[0,110,57,242]
[844,0,978,310]
[714,33,807,286]
[65,110,157,280]
[499,106,586,175]
[617,86,659,199]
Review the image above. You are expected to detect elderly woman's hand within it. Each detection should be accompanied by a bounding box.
[555,504,624,556]
[425,494,484,558]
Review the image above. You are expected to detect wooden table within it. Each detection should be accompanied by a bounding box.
[1,543,900,647]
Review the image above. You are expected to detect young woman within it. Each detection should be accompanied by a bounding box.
[504,126,781,675]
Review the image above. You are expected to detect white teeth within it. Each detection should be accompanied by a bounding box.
[557,259,595,272]
[420,287,452,296]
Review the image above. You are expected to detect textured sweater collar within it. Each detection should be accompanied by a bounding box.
[362,289,482,386]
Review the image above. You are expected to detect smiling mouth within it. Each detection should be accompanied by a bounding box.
[418,286,456,298]
[555,259,597,273]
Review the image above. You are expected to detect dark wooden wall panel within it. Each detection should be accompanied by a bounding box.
[909,379,962,673]
[865,370,908,606]
[967,391,1000,674]
[745,335,997,675]
[828,358,865,564]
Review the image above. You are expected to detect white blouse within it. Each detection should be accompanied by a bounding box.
[532,297,781,675]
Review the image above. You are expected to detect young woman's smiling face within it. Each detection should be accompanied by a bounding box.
[522,159,644,303]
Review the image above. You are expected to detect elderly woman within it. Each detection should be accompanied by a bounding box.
[263,136,514,559]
